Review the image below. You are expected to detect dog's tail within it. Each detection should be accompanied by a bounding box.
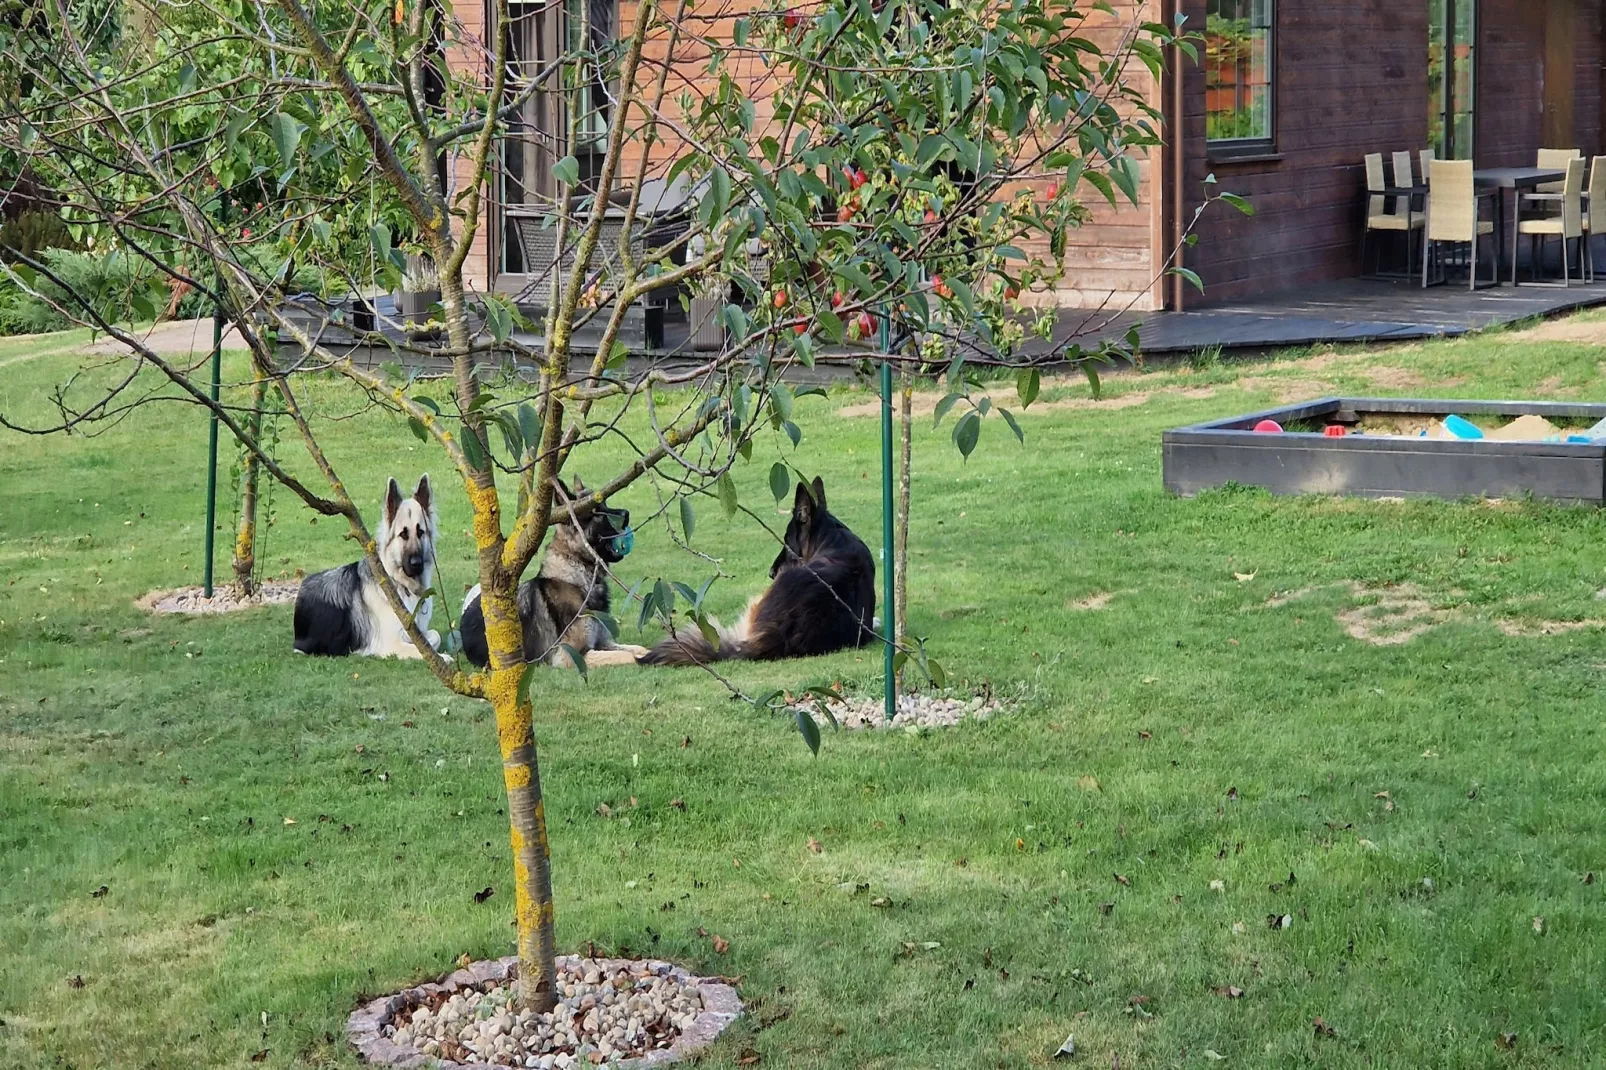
[636,625,746,666]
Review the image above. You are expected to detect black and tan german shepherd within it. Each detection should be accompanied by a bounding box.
[638,477,876,666]
[458,479,646,669]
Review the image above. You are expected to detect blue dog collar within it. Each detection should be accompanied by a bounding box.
[611,527,634,556]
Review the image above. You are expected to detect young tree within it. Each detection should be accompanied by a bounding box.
[0,0,1230,1013]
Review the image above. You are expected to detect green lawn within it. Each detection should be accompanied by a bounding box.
[4,320,1606,1069]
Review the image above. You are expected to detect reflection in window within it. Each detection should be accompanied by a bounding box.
[1205,0,1273,147]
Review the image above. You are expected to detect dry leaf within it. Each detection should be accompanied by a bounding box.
[679,736,692,748]
[596,802,613,818]
[457,953,472,967]
[1203,1050,1226,1061]
[1015,838,1026,851]
[1374,790,1390,799]
[1212,984,1244,999]
[807,837,823,854]
[1053,1033,1075,1059]
[353,744,365,754]
[67,975,85,989]
[1114,873,1131,887]
[1421,749,1439,759]
[283,817,297,826]
[250,1049,269,1062]
[1267,913,1292,930]
[1358,838,1379,851]
[670,798,685,810]
[1585,872,1596,885]
[1226,786,1239,801]
[731,858,741,868]
[1234,571,1257,582]
[1137,730,1152,741]
[712,934,730,954]
[1231,921,1247,934]
[90,884,108,898]
[473,886,494,904]
[1532,916,1545,934]
[1076,775,1101,793]
[735,1049,761,1066]
[696,927,709,937]
[1313,1017,1336,1038]
[1098,902,1114,915]
[1210,879,1225,892]
[1496,1032,1517,1050]
[870,897,891,908]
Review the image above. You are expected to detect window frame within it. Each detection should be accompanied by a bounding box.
[1203,0,1277,161]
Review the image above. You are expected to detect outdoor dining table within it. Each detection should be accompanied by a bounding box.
[1473,167,1566,277]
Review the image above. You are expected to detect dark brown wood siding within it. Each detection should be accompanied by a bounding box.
[1176,0,1429,304]
[1176,0,1605,306]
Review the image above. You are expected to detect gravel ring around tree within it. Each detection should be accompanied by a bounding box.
[347,955,742,1069]
[794,691,1007,731]
[135,580,300,615]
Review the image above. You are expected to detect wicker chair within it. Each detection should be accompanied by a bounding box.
[1514,156,1585,286]
[1422,159,1496,290]
[1584,156,1606,281]
[1363,152,1424,277]
[1536,148,1581,194]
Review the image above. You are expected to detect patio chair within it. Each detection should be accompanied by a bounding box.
[1363,152,1423,277]
[1419,148,1435,185]
[1585,156,1606,281]
[1536,148,1582,194]
[1514,156,1585,287]
[1422,159,1496,290]
[1391,151,1418,209]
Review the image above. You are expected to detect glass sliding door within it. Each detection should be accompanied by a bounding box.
[1428,0,1475,159]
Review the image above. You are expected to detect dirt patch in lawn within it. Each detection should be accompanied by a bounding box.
[1507,316,1606,346]
[1495,618,1606,637]
[1235,376,1340,403]
[1334,584,1458,646]
[1068,591,1118,611]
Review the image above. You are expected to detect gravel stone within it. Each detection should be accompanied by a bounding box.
[136,580,299,615]
[792,689,1007,731]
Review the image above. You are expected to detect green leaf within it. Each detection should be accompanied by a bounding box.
[407,416,429,442]
[588,611,620,641]
[460,422,488,468]
[269,112,305,170]
[1219,190,1255,216]
[605,339,630,369]
[679,497,696,542]
[1083,362,1102,400]
[553,156,580,186]
[769,461,790,503]
[369,222,392,264]
[517,403,540,457]
[999,407,1025,444]
[484,296,512,343]
[795,707,822,756]
[932,392,964,428]
[716,471,738,517]
[709,165,732,219]
[653,578,676,619]
[515,663,536,708]
[636,583,658,632]
[561,643,588,680]
[926,657,947,689]
[1016,368,1040,408]
[952,410,981,459]
[1171,266,1205,293]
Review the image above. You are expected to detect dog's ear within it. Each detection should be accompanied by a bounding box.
[570,474,588,498]
[792,480,815,525]
[811,477,827,513]
[384,478,404,528]
[412,474,433,519]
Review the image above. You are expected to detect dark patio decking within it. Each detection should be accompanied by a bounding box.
[1048,277,1606,359]
[278,275,1606,381]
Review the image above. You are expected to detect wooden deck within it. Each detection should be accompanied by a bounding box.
[277,276,1606,382]
[1047,277,1606,359]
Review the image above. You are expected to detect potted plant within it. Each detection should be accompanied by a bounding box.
[396,253,440,337]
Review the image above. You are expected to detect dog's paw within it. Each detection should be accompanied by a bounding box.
[618,644,651,658]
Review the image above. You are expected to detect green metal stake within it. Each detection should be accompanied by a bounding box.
[203,305,222,598]
[879,315,896,722]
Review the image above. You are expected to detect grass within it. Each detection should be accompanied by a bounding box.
[4,319,1606,1069]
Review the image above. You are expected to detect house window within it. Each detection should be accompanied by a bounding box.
[498,0,617,273]
[1205,0,1274,154]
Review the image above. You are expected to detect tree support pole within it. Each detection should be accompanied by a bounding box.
[879,316,895,722]
[203,303,222,598]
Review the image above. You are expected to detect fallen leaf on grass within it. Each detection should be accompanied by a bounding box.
[1209,879,1225,892]
[283,817,296,826]
[736,1048,761,1066]
[870,897,891,908]
[1421,749,1439,759]
[679,736,692,748]
[696,927,708,937]
[1098,902,1115,915]
[1203,1050,1226,1061]
[1052,1033,1075,1059]
[1585,872,1596,885]
[1077,775,1101,793]
[1234,571,1257,582]
[1313,1017,1337,1038]
[473,886,494,904]
[669,798,685,810]
[353,744,365,754]
[250,1049,269,1062]
[1137,730,1152,741]
[1358,838,1379,851]
[1267,914,1292,930]
[1231,921,1247,934]
[1015,838,1026,851]
[1226,786,1239,801]
[596,802,613,818]
[1114,873,1131,887]
[712,934,730,954]
[1532,916,1545,934]
[66,975,85,989]
[1212,985,1244,999]
[90,885,108,898]
[806,837,822,854]
[456,953,472,968]
[1496,1032,1517,1050]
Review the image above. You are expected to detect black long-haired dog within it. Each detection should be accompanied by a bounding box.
[638,477,876,666]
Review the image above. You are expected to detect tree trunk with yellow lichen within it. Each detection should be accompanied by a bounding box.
[477,523,559,1011]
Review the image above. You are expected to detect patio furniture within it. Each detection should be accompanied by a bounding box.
[1391,151,1419,211]
[1470,167,1568,277]
[1513,157,1585,287]
[1419,148,1435,184]
[1535,148,1582,194]
[1421,159,1497,290]
[1363,153,1424,277]
[1584,156,1606,281]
